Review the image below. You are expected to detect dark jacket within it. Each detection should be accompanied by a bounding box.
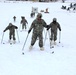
[29,18,47,34]
[21,18,28,25]
[48,21,61,32]
[4,24,18,34]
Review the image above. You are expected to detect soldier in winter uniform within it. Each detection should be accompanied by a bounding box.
[30,11,35,18]
[13,16,16,22]
[47,18,61,45]
[3,23,18,43]
[28,13,48,50]
[20,16,28,30]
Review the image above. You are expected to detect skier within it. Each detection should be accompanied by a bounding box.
[30,11,35,18]
[13,16,16,22]
[20,16,28,30]
[47,18,61,46]
[3,23,18,44]
[28,13,48,50]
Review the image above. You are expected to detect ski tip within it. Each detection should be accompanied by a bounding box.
[22,52,24,55]
[3,43,5,44]
[50,46,54,48]
[52,51,54,54]
[10,43,12,45]
[62,46,64,47]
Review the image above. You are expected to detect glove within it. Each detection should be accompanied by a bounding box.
[3,30,5,32]
[28,29,31,34]
[47,28,49,30]
[16,27,18,29]
[46,25,50,30]
[59,28,61,31]
[46,25,49,28]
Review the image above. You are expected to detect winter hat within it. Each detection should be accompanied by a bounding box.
[9,23,12,26]
[37,13,42,18]
[21,16,25,19]
[53,18,57,21]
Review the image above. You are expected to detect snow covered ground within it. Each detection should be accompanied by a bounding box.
[0,1,76,75]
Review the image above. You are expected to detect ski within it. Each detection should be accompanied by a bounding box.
[22,48,55,55]
[2,41,16,45]
[50,46,54,49]
[10,43,12,45]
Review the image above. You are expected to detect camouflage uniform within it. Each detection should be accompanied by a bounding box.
[20,17,28,30]
[48,18,61,41]
[4,23,18,41]
[28,13,47,49]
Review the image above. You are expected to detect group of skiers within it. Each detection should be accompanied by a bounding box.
[3,16,28,44]
[3,13,61,50]
[61,3,76,12]
[28,13,61,50]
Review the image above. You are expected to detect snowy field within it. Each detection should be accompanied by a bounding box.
[0,1,76,75]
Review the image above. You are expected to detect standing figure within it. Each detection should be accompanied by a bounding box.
[44,8,49,13]
[13,16,16,22]
[20,16,28,30]
[47,18,61,46]
[30,11,35,18]
[3,23,18,44]
[28,13,48,50]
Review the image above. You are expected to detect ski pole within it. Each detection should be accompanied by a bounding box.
[1,32,4,44]
[47,30,52,48]
[16,29,20,43]
[47,30,50,40]
[19,24,22,31]
[27,23,29,30]
[43,28,46,36]
[43,30,47,46]
[22,33,29,51]
[59,31,61,43]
